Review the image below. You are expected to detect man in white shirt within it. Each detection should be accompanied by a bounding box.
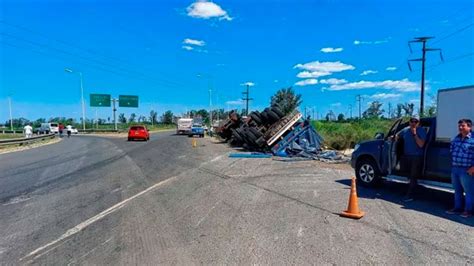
[66,125,73,138]
[24,124,33,138]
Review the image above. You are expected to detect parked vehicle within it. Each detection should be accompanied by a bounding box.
[128,125,150,141]
[189,123,205,138]
[176,118,193,135]
[67,125,79,134]
[39,122,59,134]
[351,85,474,192]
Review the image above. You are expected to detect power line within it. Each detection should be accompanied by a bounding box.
[425,52,474,71]
[432,23,474,44]
[1,33,185,88]
[0,20,188,87]
[0,40,183,87]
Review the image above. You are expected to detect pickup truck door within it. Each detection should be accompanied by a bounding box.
[383,119,403,175]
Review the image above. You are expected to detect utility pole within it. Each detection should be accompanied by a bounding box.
[112,98,117,131]
[388,103,392,118]
[348,104,352,119]
[356,95,363,119]
[408,37,443,116]
[242,84,253,116]
[8,95,13,131]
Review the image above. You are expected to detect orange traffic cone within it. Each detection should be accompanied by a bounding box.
[192,138,197,148]
[340,177,365,219]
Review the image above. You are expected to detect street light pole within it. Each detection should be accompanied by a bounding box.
[79,72,86,131]
[65,68,86,131]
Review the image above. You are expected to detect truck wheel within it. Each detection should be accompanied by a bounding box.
[356,158,381,187]
[250,112,262,125]
[271,106,285,118]
[266,110,280,124]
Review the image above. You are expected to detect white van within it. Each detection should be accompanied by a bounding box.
[39,123,59,134]
[176,118,193,135]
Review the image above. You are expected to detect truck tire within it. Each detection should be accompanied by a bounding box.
[271,106,285,118]
[355,158,382,187]
[250,112,262,125]
[260,111,270,124]
[266,110,280,124]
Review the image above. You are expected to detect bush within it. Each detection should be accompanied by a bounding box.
[312,119,394,150]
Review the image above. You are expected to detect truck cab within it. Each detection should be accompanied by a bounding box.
[351,117,453,192]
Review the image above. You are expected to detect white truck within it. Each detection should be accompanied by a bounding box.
[436,85,474,142]
[176,118,193,135]
[39,122,59,134]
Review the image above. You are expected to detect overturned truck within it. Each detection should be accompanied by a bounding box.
[217,104,324,157]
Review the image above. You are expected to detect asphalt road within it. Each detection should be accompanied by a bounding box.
[0,132,228,264]
[0,132,472,264]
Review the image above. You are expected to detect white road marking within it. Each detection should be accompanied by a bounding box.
[211,155,222,162]
[20,175,178,262]
[297,226,304,237]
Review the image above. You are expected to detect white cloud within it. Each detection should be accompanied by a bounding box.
[226,99,244,105]
[354,39,389,45]
[187,0,232,21]
[182,45,194,51]
[360,70,378,76]
[370,93,401,100]
[241,82,255,87]
[386,66,397,71]
[294,61,355,73]
[320,47,343,53]
[296,71,331,78]
[319,78,347,85]
[183,38,205,46]
[331,102,342,107]
[294,79,318,86]
[327,78,419,92]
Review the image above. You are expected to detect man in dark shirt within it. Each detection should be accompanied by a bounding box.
[396,115,427,201]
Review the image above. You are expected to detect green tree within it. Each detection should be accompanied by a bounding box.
[270,87,302,115]
[326,110,336,121]
[396,104,403,118]
[401,103,415,116]
[363,101,384,118]
[162,110,173,124]
[337,113,345,121]
[118,113,127,123]
[129,113,136,123]
[149,110,158,124]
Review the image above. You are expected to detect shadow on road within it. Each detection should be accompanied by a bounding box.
[336,179,474,227]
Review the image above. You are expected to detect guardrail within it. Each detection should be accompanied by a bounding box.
[0,133,56,146]
[0,130,24,134]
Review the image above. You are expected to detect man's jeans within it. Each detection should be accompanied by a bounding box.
[451,166,474,212]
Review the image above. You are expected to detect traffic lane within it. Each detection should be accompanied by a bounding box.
[24,151,473,264]
[6,138,472,264]
[0,132,218,262]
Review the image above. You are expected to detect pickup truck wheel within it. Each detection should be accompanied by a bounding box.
[356,158,381,187]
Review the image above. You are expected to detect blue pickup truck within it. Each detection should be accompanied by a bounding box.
[351,117,454,192]
[188,124,205,138]
[351,86,474,192]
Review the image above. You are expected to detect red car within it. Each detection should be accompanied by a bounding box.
[128,125,150,141]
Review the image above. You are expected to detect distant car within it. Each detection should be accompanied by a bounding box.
[39,122,59,134]
[128,125,149,141]
[70,126,79,134]
[189,124,204,138]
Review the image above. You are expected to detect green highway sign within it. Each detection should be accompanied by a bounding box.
[119,95,139,108]
[90,94,111,107]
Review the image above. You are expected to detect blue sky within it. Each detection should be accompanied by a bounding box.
[1,0,473,122]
